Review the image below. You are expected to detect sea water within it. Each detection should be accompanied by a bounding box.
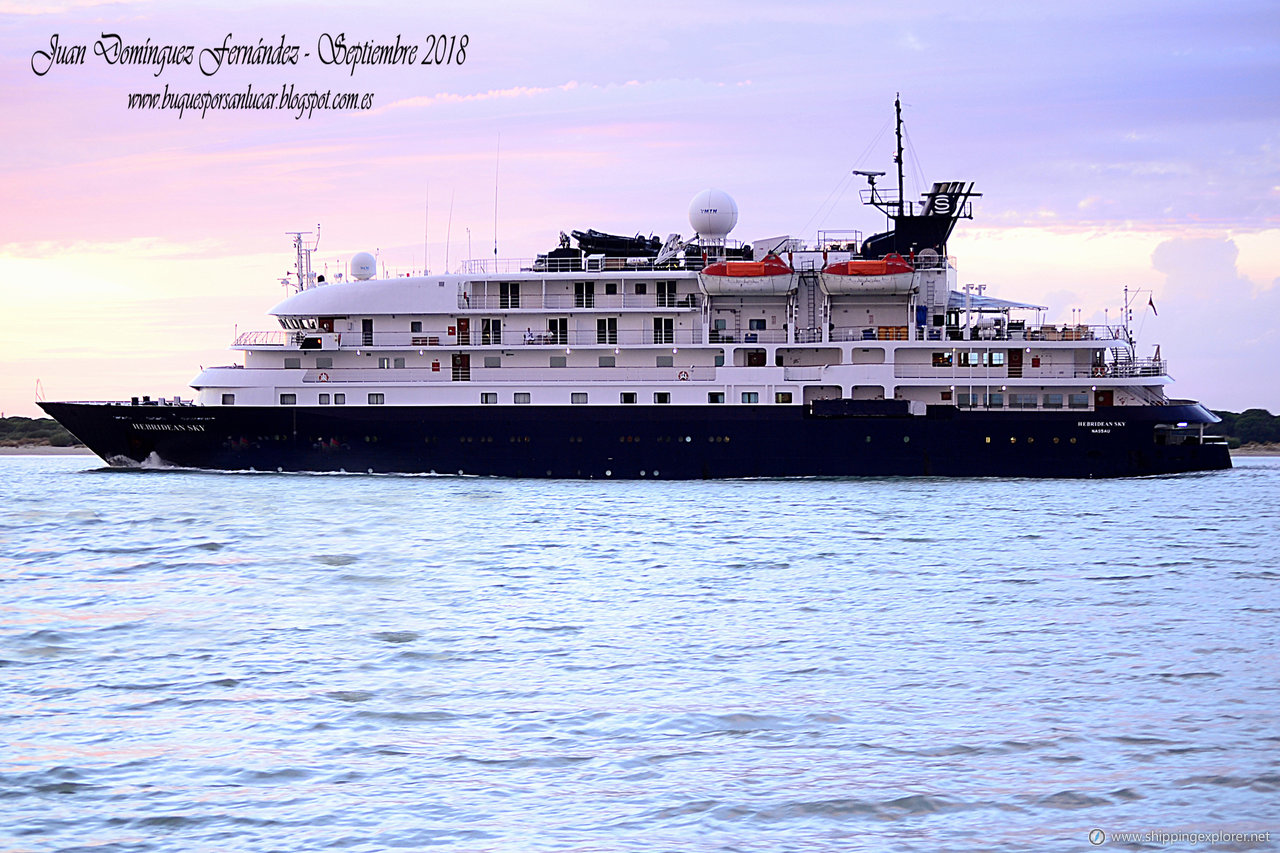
[1,455,1277,852]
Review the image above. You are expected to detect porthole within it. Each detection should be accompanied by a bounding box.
[984,436,991,444]
[1010,437,1017,444]
[1053,437,1060,444]
[1070,437,1077,444]
[903,436,910,443]
[1028,437,1035,444]
[865,436,871,443]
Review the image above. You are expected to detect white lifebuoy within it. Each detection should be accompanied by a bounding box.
[678,370,690,381]
[318,372,330,382]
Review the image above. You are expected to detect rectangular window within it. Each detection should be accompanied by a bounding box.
[596,317,617,344]
[714,354,725,367]
[985,393,1004,408]
[605,282,618,295]
[378,357,391,369]
[280,393,297,405]
[657,281,677,308]
[654,392,671,404]
[932,352,953,367]
[620,392,637,404]
[748,318,766,331]
[481,318,502,346]
[410,321,422,333]
[653,317,674,344]
[547,317,568,345]
[571,392,588,404]
[484,356,501,368]
[481,393,497,404]
[708,392,725,404]
[550,356,567,368]
[656,355,674,368]
[959,351,980,367]
[1044,393,1064,409]
[284,357,301,369]
[574,281,595,308]
[316,356,333,369]
[334,393,346,405]
[775,391,793,404]
[514,392,531,404]
[368,393,385,405]
[635,282,647,295]
[1068,393,1089,409]
[598,356,615,367]
[984,352,1006,367]
[221,393,235,405]
[958,393,978,408]
[393,357,406,369]
[319,393,330,405]
[940,390,953,401]
[499,281,520,309]
[741,391,759,404]
[1010,393,1038,409]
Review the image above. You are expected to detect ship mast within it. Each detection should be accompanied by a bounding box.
[895,93,905,216]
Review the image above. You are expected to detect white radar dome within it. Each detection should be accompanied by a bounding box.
[688,189,738,241]
[351,252,376,281]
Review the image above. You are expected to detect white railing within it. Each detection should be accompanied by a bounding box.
[303,366,717,383]
[234,330,288,347]
[458,293,700,311]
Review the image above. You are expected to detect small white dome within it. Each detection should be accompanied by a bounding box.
[351,252,376,280]
[688,189,738,241]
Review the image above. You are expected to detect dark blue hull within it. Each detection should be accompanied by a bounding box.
[39,401,1230,478]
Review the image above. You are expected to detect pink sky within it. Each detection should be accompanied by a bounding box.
[2,0,1277,417]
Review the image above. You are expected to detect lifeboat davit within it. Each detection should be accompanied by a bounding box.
[698,254,796,295]
[819,252,916,295]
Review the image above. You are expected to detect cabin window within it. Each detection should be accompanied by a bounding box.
[657,281,677,308]
[368,393,385,405]
[280,393,297,405]
[940,390,953,401]
[411,321,422,333]
[654,392,671,404]
[221,394,235,405]
[598,356,615,367]
[500,282,521,309]
[316,357,333,369]
[378,357,391,369]
[653,317,674,344]
[1010,393,1038,409]
[574,281,595,308]
[596,317,618,344]
[985,393,1004,408]
[481,318,502,345]
[484,356,501,368]
[656,355,674,368]
[958,393,979,408]
[393,358,406,369]
[749,318,767,331]
[1068,393,1089,409]
[605,282,618,295]
[481,393,497,404]
[775,392,793,404]
[714,354,725,367]
[932,352,953,367]
[334,393,346,405]
[1044,393,1064,409]
[959,352,980,367]
[284,358,301,369]
[741,392,759,404]
[708,392,725,404]
[515,392,531,404]
[319,393,330,405]
[984,352,1006,367]
[572,393,588,404]
[634,282,647,295]
[550,356,567,368]
[620,392,637,404]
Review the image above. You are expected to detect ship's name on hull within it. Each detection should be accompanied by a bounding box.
[130,422,207,432]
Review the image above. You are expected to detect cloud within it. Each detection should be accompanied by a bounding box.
[1148,236,1280,411]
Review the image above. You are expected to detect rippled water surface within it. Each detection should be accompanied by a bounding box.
[2,456,1278,852]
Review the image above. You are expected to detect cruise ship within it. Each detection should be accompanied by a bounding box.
[40,107,1230,478]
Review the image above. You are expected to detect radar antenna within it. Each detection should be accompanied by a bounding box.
[285,225,321,292]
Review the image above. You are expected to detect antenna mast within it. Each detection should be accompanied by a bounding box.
[895,93,905,216]
[286,225,319,291]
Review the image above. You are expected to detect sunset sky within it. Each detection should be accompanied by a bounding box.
[2,0,1277,417]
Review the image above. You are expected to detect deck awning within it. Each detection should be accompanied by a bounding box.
[948,291,1047,312]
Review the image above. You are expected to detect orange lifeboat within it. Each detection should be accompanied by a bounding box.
[698,254,796,295]
[819,252,915,294]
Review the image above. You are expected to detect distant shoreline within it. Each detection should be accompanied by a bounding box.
[0,446,94,455]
